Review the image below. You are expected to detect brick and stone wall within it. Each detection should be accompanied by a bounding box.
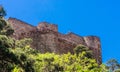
[8,17,102,64]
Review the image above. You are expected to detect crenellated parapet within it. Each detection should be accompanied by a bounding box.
[37,22,58,32]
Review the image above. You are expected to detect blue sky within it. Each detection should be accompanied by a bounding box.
[0,0,120,63]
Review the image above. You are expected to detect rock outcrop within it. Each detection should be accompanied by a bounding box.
[8,17,102,64]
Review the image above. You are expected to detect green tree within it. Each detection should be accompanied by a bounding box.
[0,6,14,36]
[0,5,6,17]
[74,44,93,58]
[32,45,105,72]
[106,59,120,72]
[0,6,17,72]
[0,6,35,72]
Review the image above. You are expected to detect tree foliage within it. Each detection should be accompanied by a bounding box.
[106,59,120,72]
[0,6,6,17]
[0,6,14,36]
[74,44,93,58]
[0,6,16,72]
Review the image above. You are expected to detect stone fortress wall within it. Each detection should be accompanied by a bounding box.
[8,17,102,64]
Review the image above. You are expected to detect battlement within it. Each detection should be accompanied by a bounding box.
[37,22,58,32]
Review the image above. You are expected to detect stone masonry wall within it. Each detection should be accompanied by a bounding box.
[84,36,101,64]
[8,17,102,64]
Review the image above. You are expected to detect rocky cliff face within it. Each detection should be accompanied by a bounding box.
[8,17,102,64]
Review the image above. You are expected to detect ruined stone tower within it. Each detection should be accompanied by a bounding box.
[8,17,102,64]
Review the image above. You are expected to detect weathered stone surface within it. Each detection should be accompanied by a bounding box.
[84,36,101,64]
[8,17,102,64]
